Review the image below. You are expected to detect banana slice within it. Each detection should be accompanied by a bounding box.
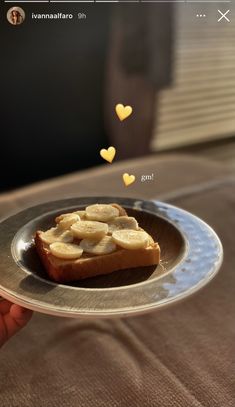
[108,216,138,234]
[71,220,108,240]
[147,234,154,245]
[40,227,73,245]
[139,227,154,245]
[73,210,86,219]
[57,213,80,230]
[56,212,77,222]
[49,242,83,259]
[85,204,119,222]
[112,229,150,250]
[56,210,86,223]
[80,236,116,255]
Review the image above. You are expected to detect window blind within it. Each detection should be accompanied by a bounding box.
[151,7,235,151]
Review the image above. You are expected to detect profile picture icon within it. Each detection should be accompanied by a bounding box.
[7,7,25,26]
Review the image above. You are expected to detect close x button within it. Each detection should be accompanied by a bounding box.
[217,9,230,23]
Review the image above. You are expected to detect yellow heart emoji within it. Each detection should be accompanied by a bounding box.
[115,104,133,121]
[123,173,136,187]
[100,146,116,163]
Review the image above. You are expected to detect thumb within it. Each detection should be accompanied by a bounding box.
[5,304,33,338]
[10,304,33,326]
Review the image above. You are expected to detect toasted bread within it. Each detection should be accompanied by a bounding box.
[35,203,160,283]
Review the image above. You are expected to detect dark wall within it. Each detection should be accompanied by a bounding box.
[0,4,110,190]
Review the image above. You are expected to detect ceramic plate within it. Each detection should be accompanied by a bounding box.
[0,197,223,318]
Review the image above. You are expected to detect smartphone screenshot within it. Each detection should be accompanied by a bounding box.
[0,1,234,406]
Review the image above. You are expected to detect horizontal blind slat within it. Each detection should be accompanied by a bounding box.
[152,16,235,151]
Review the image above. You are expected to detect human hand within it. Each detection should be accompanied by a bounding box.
[0,299,33,348]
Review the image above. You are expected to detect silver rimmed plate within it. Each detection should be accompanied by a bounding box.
[0,197,223,318]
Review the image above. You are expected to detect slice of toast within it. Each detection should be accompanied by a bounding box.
[35,203,160,283]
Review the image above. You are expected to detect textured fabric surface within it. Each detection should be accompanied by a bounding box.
[0,154,234,407]
[0,154,232,219]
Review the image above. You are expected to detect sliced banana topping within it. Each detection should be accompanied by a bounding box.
[138,227,154,245]
[41,204,156,260]
[56,210,86,223]
[147,234,154,245]
[56,212,73,223]
[40,227,73,245]
[85,204,119,222]
[71,220,108,240]
[112,229,150,250]
[57,213,80,230]
[108,216,138,234]
[49,242,83,259]
[80,236,116,255]
[73,210,86,219]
